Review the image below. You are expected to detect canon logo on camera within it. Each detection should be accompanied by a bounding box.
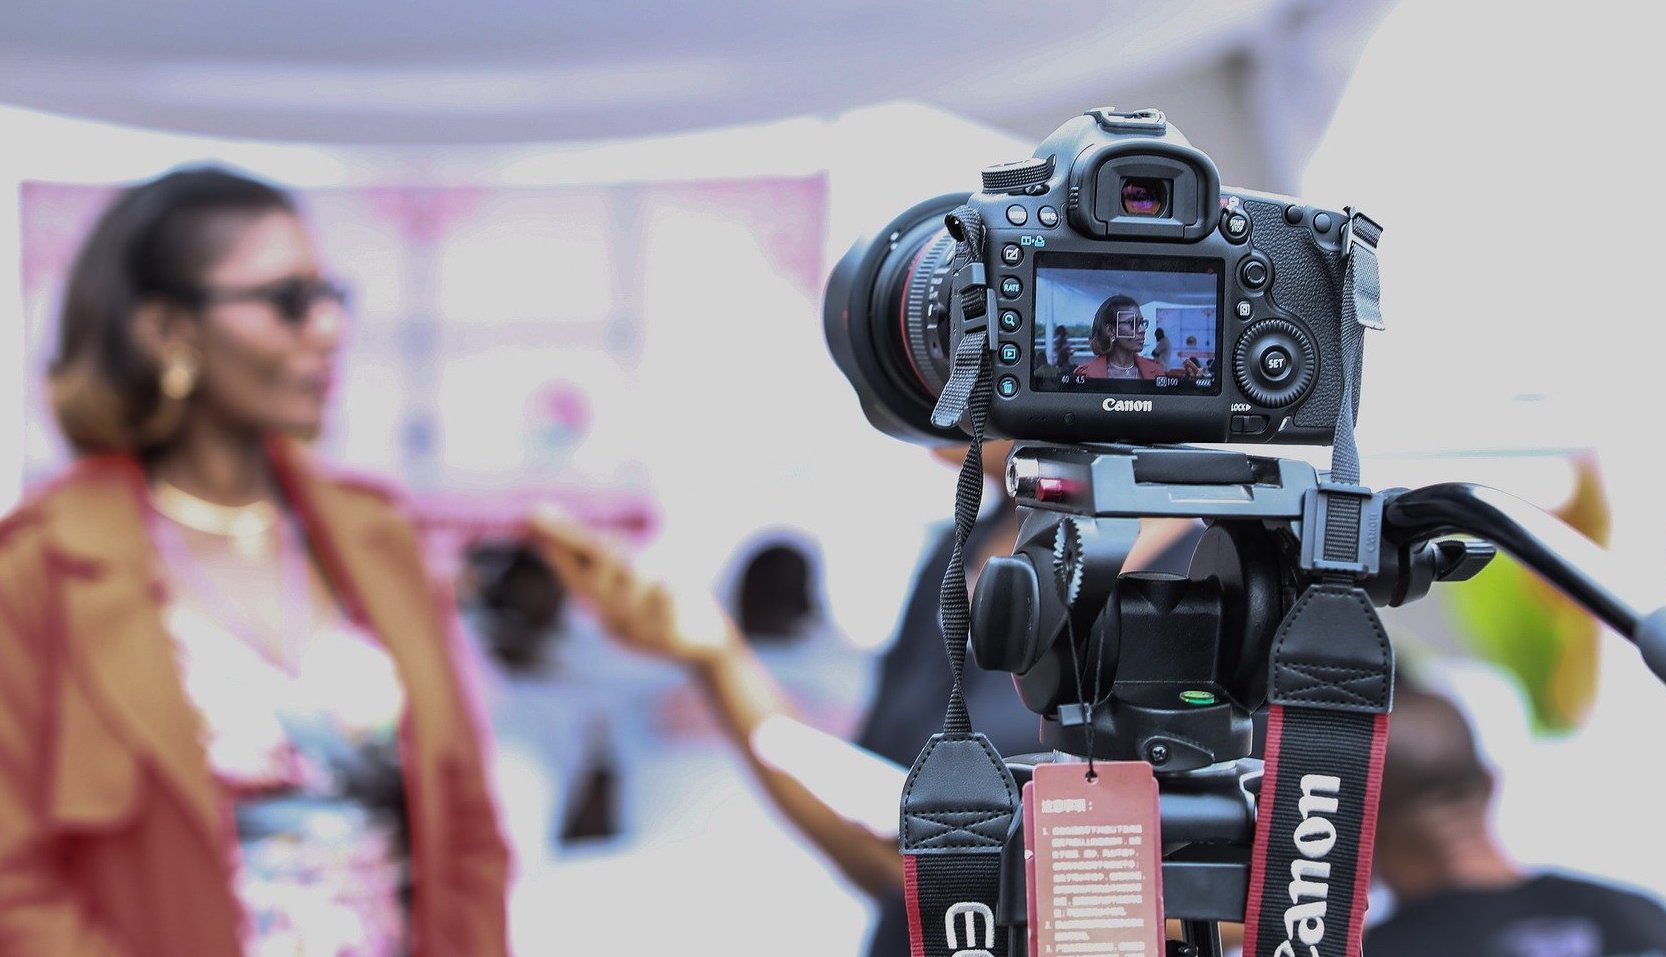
[1101,398,1155,413]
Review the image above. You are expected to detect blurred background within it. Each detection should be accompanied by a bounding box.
[5,1,1664,953]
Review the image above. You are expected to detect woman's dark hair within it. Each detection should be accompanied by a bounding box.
[467,540,568,674]
[48,165,296,453]
[735,543,817,644]
[1088,293,1142,356]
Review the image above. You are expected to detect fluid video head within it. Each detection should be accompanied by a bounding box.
[825,107,1368,447]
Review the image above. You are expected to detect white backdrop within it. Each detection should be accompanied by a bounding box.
[1302,0,1666,907]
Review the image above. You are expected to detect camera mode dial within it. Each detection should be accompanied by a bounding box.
[981,157,1054,194]
[1233,318,1316,408]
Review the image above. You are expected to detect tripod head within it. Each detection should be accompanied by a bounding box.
[970,442,1494,768]
[961,442,1666,953]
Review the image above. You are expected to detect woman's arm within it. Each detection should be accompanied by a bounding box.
[431,579,514,957]
[526,511,905,897]
[0,539,133,956]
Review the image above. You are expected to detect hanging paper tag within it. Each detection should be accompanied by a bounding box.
[1023,780,1038,957]
[1027,761,1165,957]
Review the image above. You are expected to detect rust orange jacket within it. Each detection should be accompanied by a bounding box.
[0,441,510,956]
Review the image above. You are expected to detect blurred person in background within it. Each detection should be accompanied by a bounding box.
[0,167,509,956]
[529,438,1205,957]
[1050,325,1078,377]
[1149,325,1174,371]
[718,533,870,737]
[1365,675,1666,956]
[459,539,620,863]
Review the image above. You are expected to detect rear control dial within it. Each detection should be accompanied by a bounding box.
[1233,318,1316,407]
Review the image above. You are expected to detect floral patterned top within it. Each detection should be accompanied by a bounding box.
[154,509,413,957]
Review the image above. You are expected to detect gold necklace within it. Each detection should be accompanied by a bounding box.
[150,478,280,557]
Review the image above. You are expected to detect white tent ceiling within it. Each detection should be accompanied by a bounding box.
[0,0,1394,191]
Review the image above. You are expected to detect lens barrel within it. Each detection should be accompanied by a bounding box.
[823,193,971,444]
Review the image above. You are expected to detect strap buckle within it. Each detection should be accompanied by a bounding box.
[1300,481,1382,579]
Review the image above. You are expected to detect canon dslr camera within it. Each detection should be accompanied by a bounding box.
[826,107,1369,447]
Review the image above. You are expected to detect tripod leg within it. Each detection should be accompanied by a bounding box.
[1168,919,1223,957]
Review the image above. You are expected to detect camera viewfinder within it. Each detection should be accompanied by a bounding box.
[1121,178,1170,217]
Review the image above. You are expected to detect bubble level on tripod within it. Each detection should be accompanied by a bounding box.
[1179,690,1217,706]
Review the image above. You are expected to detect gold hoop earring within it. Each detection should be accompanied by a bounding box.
[159,350,200,401]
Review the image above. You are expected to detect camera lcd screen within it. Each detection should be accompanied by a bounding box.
[1030,253,1222,396]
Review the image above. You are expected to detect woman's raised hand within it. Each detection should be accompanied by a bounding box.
[524,504,736,666]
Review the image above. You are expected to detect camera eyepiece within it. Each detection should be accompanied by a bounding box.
[1120,177,1170,217]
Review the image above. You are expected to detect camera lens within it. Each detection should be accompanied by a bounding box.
[1120,178,1170,217]
[824,194,971,443]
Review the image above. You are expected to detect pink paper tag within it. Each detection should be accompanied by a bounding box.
[1027,761,1165,957]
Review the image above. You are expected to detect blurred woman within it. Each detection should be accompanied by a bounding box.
[0,167,509,956]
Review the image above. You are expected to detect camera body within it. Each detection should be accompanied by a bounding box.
[945,108,1356,446]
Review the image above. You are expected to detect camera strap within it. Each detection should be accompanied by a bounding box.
[891,204,1021,957]
[1243,209,1392,957]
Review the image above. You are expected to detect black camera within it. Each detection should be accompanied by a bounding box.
[825,107,1365,446]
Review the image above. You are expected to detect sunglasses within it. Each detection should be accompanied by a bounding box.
[176,276,350,326]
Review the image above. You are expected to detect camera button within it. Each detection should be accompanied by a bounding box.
[1223,212,1250,242]
[998,342,1022,365]
[999,309,1022,333]
[1006,204,1029,226]
[1000,277,1024,299]
[1240,258,1269,289]
[997,375,1020,398]
[1001,244,1023,266]
[1236,300,1253,320]
[1313,212,1334,233]
[1231,414,1269,435]
[1234,318,1315,408]
[1037,206,1059,227]
[1260,346,1293,382]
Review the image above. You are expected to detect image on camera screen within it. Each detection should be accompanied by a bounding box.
[1030,252,1222,396]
